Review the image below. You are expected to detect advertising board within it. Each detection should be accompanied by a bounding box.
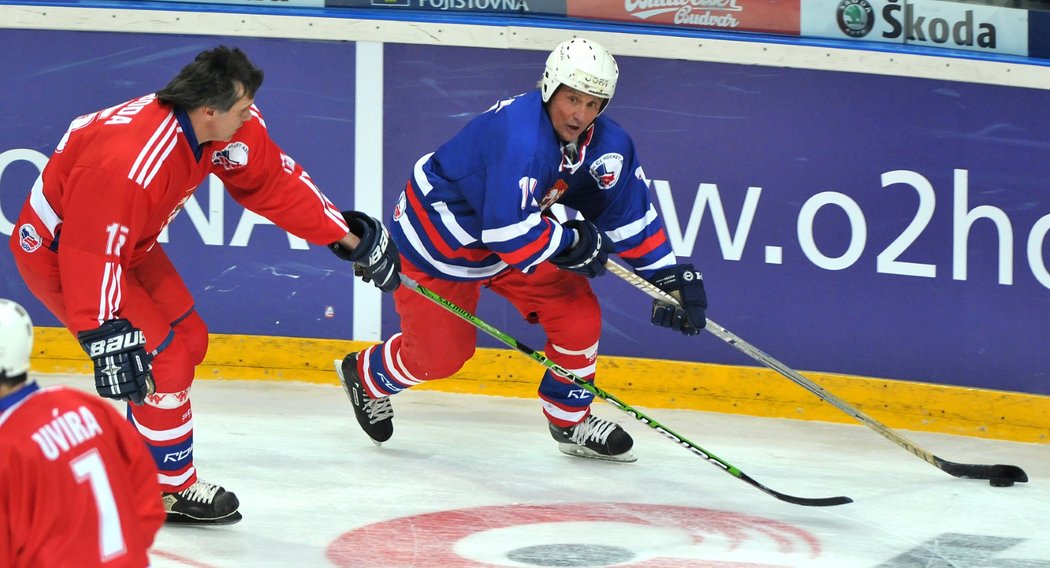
[325,0,567,15]
[567,0,802,35]
[2,31,1047,394]
[802,0,1029,56]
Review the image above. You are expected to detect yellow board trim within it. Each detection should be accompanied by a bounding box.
[33,327,1048,443]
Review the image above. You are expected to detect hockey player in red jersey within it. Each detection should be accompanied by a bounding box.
[0,299,166,567]
[8,46,400,524]
[335,38,707,462]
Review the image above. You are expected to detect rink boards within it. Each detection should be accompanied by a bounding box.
[1,5,1048,446]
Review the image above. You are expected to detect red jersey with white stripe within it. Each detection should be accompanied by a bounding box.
[11,94,349,334]
[0,382,165,567]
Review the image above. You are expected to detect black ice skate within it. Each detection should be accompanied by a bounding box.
[163,480,242,525]
[549,414,637,462]
[334,353,393,445]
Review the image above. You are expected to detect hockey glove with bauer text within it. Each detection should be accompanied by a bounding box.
[649,264,707,335]
[77,319,155,405]
[328,210,401,293]
[549,219,613,278]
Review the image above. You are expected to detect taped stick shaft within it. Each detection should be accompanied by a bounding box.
[607,259,1027,483]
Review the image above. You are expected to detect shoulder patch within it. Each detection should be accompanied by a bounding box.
[589,153,624,190]
[393,191,407,222]
[212,142,249,170]
[18,224,42,253]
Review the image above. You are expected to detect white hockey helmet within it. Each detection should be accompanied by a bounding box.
[0,299,33,381]
[540,38,619,114]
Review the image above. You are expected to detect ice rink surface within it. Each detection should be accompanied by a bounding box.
[36,374,1050,568]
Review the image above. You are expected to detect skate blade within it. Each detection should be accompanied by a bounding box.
[165,510,243,526]
[557,443,638,463]
[333,359,384,448]
[333,359,353,400]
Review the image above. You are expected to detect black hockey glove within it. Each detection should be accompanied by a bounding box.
[549,219,613,279]
[649,263,707,335]
[77,319,155,405]
[328,210,401,293]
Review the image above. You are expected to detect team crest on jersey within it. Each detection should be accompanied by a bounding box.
[212,142,249,170]
[18,224,42,253]
[589,153,623,190]
[538,180,569,210]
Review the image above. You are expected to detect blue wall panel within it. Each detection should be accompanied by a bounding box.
[2,30,1047,394]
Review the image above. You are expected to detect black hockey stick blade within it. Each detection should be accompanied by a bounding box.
[937,460,1029,482]
[741,473,853,507]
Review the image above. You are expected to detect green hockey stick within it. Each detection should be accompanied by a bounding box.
[400,274,852,507]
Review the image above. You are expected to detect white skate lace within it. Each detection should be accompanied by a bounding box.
[365,396,394,424]
[179,481,221,504]
[569,416,617,445]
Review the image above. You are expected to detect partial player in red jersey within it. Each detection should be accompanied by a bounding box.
[0,299,165,568]
[8,46,400,524]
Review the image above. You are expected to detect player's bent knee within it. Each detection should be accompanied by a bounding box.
[416,346,475,381]
[553,292,602,343]
[150,338,199,394]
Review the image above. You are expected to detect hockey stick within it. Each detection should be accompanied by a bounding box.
[606,259,1028,485]
[400,275,852,507]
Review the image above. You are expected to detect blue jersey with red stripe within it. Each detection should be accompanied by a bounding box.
[390,89,675,282]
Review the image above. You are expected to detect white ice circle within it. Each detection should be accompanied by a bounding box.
[452,520,694,567]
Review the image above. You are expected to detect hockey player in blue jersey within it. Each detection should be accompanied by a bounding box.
[335,38,707,462]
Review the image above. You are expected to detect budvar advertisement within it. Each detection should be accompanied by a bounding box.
[1,31,1047,396]
[801,0,1029,56]
[566,0,802,35]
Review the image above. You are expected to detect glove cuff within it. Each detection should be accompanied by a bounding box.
[650,263,699,291]
[329,211,381,263]
[78,319,145,356]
